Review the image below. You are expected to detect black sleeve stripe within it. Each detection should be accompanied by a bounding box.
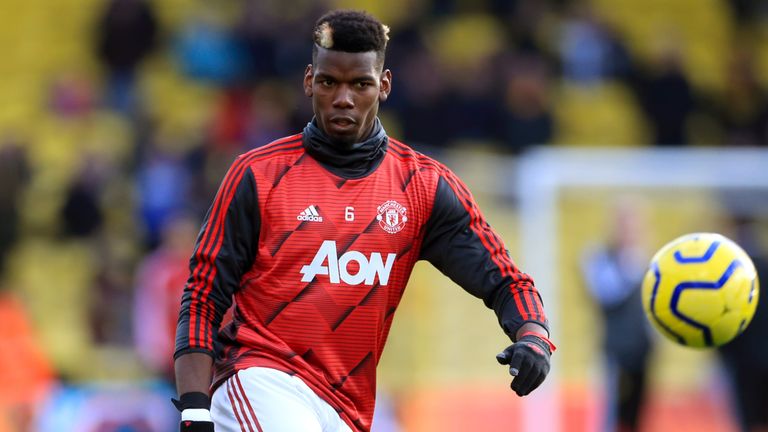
[439,168,545,324]
[188,157,250,349]
[185,137,302,351]
[390,137,547,330]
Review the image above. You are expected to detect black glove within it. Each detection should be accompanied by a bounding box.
[172,392,214,432]
[496,332,555,396]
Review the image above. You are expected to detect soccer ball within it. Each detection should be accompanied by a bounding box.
[641,232,760,348]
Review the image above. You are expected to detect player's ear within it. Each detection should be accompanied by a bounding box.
[379,69,392,102]
[304,64,314,97]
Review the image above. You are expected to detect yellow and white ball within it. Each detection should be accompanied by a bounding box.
[641,233,759,348]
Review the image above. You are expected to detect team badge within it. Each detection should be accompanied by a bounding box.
[376,200,407,234]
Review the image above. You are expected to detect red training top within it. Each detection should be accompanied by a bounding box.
[175,124,548,431]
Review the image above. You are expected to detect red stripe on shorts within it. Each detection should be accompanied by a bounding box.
[235,373,264,432]
[226,379,253,432]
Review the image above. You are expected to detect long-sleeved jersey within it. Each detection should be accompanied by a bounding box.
[175,122,548,431]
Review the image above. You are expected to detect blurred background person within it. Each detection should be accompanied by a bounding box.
[718,208,768,432]
[0,280,54,432]
[95,0,158,116]
[581,199,656,432]
[716,49,768,147]
[634,40,695,146]
[0,141,30,273]
[133,213,199,381]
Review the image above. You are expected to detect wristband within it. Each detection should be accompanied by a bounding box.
[519,331,557,353]
[181,408,213,422]
[172,392,211,412]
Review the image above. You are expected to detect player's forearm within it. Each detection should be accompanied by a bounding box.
[175,352,214,397]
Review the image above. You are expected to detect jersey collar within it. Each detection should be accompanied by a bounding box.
[302,118,388,179]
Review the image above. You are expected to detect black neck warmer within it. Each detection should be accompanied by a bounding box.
[302,118,388,179]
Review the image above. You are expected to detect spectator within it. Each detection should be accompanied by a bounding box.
[498,54,555,152]
[559,2,631,86]
[0,281,54,432]
[0,141,30,272]
[61,159,106,239]
[174,4,251,86]
[717,50,768,146]
[395,45,451,148]
[95,0,158,115]
[136,138,195,249]
[635,42,695,146]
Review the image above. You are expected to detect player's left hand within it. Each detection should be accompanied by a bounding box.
[496,332,555,396]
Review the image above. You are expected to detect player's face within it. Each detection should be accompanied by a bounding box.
[304,47,392,146]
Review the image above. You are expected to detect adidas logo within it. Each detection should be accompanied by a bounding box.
[297,205,323,222]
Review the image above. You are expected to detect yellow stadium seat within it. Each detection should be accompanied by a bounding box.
[554,82,649,146]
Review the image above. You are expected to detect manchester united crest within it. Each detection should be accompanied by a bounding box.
[376,200,408,234]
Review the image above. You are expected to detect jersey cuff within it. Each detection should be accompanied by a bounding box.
[173,347,216,360]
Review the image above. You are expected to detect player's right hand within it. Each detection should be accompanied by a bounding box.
[173,392,214,432]
[496,332,556,396]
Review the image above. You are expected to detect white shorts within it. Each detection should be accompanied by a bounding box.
[211,367,354,432]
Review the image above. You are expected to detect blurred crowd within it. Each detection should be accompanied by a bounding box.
[2,0,768,430]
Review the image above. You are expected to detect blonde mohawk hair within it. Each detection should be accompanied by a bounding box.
[316,22,334,49]
[312,10,390,68]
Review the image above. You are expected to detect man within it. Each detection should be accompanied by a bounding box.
[173,10,554,432]
[718,213,768,432]
[580,200,654,432]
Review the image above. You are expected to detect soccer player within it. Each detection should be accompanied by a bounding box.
[173,10,554,432]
